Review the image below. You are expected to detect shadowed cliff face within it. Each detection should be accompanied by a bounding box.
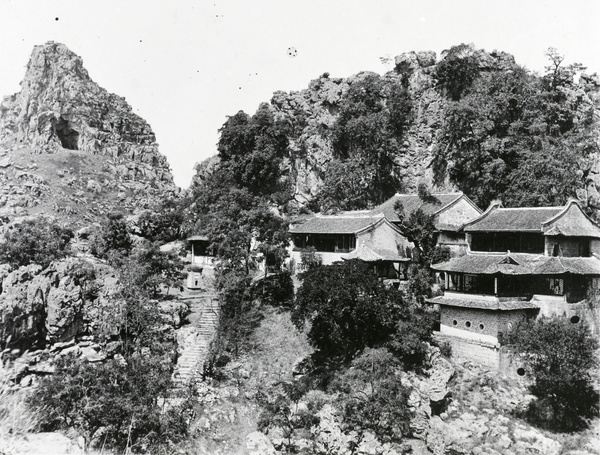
[0,42,178,223]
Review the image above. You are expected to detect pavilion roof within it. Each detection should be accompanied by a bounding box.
[427,295,540,311]
[433,253,600,276]
[344,244,409,262]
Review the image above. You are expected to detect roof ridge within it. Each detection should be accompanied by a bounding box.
[497,206,562,211]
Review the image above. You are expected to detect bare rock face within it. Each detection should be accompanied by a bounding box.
[0,42,178,222]
[268,55,450,202]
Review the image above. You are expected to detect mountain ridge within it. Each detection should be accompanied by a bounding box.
[0,42,178,224]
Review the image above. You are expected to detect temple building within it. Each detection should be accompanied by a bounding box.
[290,213,410,276]
[185,235,216,289]
[290,192,482,274]
[372,192,482,257]
[428,199,600,370]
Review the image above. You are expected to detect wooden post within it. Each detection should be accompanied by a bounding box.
[494,277,498,296]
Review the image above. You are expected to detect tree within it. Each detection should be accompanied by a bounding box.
[320,74,409,211]
[31,353,192,452]
[436,43,481,100]
[292,260,433,368]
[217,104,291,200]
[331,348,412,444]
[137,197,185,243]
[0,218,73,268]
[393,186,450,300]
[435,50,595,209]
[91,212,133,260]
[118,243,185,298]
[505,317,599,431]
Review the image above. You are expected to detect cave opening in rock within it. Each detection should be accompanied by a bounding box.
[55,117,80,150]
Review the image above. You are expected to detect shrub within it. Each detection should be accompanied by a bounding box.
[0,360,38,452]
[505,317,599,431]
[0,219,73,268]
[331,348,412,444]
[253,270,294,307]
[91,212,132,260]
[436,43,481,100]
[30,353,192,452]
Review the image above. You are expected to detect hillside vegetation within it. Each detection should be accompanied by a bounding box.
[190,44,600,215]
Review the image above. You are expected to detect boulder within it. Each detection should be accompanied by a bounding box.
[245,431,276,455]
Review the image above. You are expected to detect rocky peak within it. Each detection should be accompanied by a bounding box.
[0,42,177,223]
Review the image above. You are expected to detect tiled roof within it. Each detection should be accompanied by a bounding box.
[465,207,563,232]
[372,193,465,222]
[427,295,539,311]
[188,235,209,241]
[433,253,600,276]
[344,245,409,262]
[289,214,385,234]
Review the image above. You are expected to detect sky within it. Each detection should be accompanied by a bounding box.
[0,0,598,188]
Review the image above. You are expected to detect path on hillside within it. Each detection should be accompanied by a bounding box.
[173,290,219,387]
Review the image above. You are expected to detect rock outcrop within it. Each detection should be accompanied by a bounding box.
[0,42,178,223]
[195,47,600,212]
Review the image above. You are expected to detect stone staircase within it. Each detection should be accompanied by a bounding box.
[173,291,219,387]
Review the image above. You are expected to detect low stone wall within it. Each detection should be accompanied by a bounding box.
[434,333,500,370]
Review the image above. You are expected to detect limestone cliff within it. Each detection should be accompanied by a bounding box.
[199,48,600,211]
[0,42,178,223]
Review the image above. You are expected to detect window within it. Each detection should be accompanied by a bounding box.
[479,323,485,331]
[570,315,580,324]
[452,320,458,326]
[465,321,471,328]
[516,367,525,376]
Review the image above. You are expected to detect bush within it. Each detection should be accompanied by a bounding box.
[137,198,184,243]
[505,317,599,431]
[252,270,294,307]
[292,260,433,369]
[0,360,38,451]
[436,43,481,100]
[30,353,192,452]
[0,219,73,268]
[331,348,411,444]
[91,212,132,260]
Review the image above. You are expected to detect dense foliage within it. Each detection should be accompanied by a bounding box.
[331,348,412,444]
[91,212,133,260]
[0,219,73,268]
[30,229,189,452]
[292,260,434,368]
[318,74,412,212]
[31,353,192,452]
[187,104,293,371]
[435,46,596,208]
[137,197,185,243]
[217,104,291,201]
[505,317,599,432]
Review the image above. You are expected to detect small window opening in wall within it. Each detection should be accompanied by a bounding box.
[452,320,458,326]
[516,367,525,376]
[570,315,580,324]
[465,321,471,328]
[479,323,485,331]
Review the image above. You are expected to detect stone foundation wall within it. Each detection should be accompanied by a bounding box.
[434,333,500,370]
[434,333,527,378]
